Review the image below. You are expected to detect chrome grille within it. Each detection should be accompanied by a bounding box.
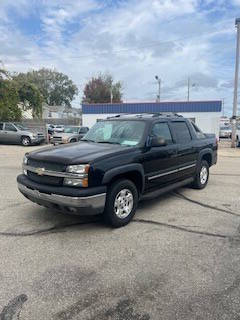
[27,160,65,185]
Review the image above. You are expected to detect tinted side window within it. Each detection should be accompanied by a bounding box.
[171,122,192,143]
[5,123,17,132]
[151,122,173,144]
[0,123,3,130]
[80,127,88,134]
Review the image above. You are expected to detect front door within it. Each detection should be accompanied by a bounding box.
[143,121,178,190]
[3,123,19,144]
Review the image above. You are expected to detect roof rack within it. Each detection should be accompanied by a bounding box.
[106,113,183,119]
[148,113,183,118]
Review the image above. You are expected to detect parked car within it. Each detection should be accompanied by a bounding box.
[47,124,55,136]
[219,126,232,138]
[0,122,45,146]
[50,126,89,145]
[54,125,64,133]
[236,126,240,147]
[17,113,217,227]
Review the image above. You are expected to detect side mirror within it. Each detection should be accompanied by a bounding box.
[150,136,167,147]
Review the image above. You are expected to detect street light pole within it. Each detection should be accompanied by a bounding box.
[155,75,161,102]
[187,77,190,101]
[231,18,240,148]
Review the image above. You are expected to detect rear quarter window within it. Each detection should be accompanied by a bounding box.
[171,121,192,143]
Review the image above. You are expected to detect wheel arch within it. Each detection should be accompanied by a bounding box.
[199,149,213,167]
[102,164,145,195]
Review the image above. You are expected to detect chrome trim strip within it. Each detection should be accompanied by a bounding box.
[23,164,87,179]
[148,163,196,181]
[18,183,106,210]
[148,169,178,180]
[178,163,196,171]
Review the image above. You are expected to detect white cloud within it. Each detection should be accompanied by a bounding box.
[0,0,238,114]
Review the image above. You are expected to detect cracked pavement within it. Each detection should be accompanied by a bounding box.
[0,144,240,320]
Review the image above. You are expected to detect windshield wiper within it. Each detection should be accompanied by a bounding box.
[97,141,121,145]
[81,138,96,142]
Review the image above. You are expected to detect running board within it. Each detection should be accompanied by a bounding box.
[141,177,194,201]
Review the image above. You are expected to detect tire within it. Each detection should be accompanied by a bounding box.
[70,139,77,143]
[192,160,209,189]
[104,179,138,228]
[21,136,31,146]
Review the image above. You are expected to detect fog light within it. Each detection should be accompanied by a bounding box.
[63,178,88,187]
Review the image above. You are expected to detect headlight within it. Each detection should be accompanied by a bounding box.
[66,164,89,174]
[64,164,90,187]
[23,155,28,175]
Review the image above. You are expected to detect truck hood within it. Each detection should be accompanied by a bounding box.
[28,141,132,164]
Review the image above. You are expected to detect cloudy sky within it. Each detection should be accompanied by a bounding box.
[0,0,240,114]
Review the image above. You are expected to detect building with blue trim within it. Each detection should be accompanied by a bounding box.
[82,101,222,136]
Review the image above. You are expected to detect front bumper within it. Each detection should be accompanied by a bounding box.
[50,139,68,145]
[31,137,45,144]
[17,175,106,215]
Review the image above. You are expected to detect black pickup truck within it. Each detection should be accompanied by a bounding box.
[17,113,218,227]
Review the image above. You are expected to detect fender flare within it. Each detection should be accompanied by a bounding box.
[102,163,145,193]
[197,148,213,167]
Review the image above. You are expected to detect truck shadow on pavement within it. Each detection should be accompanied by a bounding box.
[0,188,239,241]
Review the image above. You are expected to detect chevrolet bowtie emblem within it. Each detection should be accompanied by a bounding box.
[36,167,45,176]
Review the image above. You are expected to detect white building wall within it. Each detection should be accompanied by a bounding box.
[82,112,221,137]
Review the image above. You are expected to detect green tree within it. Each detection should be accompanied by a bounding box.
[17,82,43,118]
[83,74,123,103]
[0,79,21,121]
[14,68,78,108]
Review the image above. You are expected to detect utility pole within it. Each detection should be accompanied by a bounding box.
[110,87,113,103]
[155,75,161,102]
[187,77,190,101]
[232,18,240,148]
[222,98,225,116]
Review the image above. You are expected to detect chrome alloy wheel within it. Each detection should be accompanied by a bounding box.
[200,166,208,185]
[22,137,30,146]
[114,189,134,219]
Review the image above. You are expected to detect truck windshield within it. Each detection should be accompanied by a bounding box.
[64,127,79,133]
[82,120,145,146]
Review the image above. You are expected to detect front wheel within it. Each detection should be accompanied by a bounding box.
[21,136,31,146]
[192,160,209,189]
[104,179,138,228]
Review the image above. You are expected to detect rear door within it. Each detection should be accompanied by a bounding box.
[143,121,178,190]
[169,120,197,179]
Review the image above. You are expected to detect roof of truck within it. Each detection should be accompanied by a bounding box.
[105,113,185,121]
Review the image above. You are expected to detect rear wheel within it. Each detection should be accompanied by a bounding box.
[104,179,138,228]
[21,136,31,146]
[192,160,209,189]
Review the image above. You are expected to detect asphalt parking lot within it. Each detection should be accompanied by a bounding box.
[1,144,240,320]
